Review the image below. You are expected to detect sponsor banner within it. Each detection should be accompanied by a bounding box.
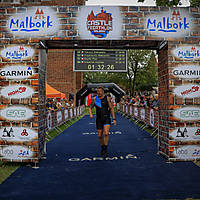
[172,45,200,60]
[173,107,200,121]
[0,85,34,99]
[134,107,138,117]
[0,65,34,80]
[170,127,200,141]
[173,84,200,98]
[64,109,68,120]
[150,109,154,127]
[0,127,37,141]
[57,111,62,124]
[7,7,60,38]
[1,45,35,60]
[0,145,34,160]
[74,108,77,117]
[173,145,200,160]
[77,6,122,40]
[145,9,193,38]
[0,106,34,121]
[172,65,200,79]
[125,105,128,114]
[129,105,133,116]
[47,111,52,130]
[70,108,73,119]
[140,109,145,121]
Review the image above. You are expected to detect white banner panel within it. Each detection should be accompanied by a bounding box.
[1,45,35,60]
[77,6,122,40]
[70,109,73,118]
[173,145,200,160]
[47,111,52,130]
[0,145,34,160]
[170,127,200,141]
[0,127,37,141]
[173,107,200,121]
[1,85,34,99]
[172,65,200,79]
[7,7,60,38]
[0,65,34,80]
[134,107,138,117]
[0,106,34,121]
[150,109,154,127]
[140,109,145,120]
[174,84,200,98]
[172,45,200,60]
[57,111,62,123]
[74,108,77,117]
[64,109,69,120]
[145,9,193,38]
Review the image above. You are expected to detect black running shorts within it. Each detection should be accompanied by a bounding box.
[96,117,111,130]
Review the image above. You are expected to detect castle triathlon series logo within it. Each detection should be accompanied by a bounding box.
[146,9,193,38]
[87,8,112,38]
[7,7,60,37]
[77,6,122,40]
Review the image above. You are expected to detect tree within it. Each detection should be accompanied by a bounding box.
[137,0,200,7]
[127,49,153,96]
[135,52,158,91]
[83,50,158,96]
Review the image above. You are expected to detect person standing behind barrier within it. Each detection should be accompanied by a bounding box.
[89,87,117,157]
[151,94,159,110]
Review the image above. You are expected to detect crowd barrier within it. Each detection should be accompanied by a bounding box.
[117,103,159,130]
[46,105,85,133]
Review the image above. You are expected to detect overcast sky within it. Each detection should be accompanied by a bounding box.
[86,0,190,7]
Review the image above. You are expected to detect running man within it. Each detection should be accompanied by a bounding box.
[89,87,117,156]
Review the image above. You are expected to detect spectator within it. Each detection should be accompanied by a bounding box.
[151,94,158,110]
[46,98,53,111]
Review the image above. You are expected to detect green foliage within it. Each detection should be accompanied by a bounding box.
[135,52,158,91]
[83,50,158,96]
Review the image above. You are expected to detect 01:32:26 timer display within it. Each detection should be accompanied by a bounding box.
[73,49,127,72]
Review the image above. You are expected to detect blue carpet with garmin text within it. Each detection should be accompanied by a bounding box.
[1,113,200,200]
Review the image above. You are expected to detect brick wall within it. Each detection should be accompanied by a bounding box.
[46,49,83,101]
[0,5,200,162]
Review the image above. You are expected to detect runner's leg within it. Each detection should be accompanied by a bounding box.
[97,130,104,146]
[104,125,110,146]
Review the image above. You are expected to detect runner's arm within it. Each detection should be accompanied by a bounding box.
[89,97,95,118]
[107,97,116,125]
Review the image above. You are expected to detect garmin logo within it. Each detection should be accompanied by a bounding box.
[0,65,34,79]
[172,65,200,79]
[68,154,137,162]
[146,9,193,38]
[7,7,60,37]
